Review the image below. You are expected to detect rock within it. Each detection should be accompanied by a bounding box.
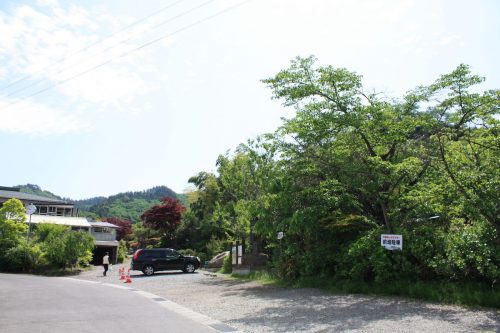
[207,251,229,268]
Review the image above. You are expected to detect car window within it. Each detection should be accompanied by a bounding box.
[166,250,181,259]
[144,250,166,258]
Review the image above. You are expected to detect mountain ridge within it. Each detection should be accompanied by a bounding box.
[16,184,186,222]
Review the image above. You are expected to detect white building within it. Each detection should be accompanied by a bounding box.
[0,186,119,264]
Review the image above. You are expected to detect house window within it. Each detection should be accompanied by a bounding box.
[93,227,112,233]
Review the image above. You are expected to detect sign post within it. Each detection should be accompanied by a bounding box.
[25,203,37,239]
[231,241,243,267]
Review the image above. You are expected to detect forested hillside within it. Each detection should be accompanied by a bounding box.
[75,186,178,222]
[16,184,180,223]
[17,184,64,200]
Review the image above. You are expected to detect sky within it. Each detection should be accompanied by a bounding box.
[0,0,498,200]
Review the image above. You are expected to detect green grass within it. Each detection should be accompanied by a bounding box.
[231,270,283,285]
[34,264,94,276]
[230,270,500,308]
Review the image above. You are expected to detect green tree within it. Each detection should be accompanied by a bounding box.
[35,223,94,269]
[263,56,440,232]
[36,224,70,268]
[5,239,44,272]
[64,231,94,268]
[130,221,158,249]
[260,57,498,277]
[215,139,279,255]
[0,198,28,268]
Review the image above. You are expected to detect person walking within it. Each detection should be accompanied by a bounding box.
[103,252,110,276]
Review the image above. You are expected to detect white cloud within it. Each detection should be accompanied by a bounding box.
[439,34,464,46]
[0,1,172,135]
[0,98,89,135]
[36,0,59,9]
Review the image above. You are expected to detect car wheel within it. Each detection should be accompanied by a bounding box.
[183,263,196,273]
[143,265,154,276]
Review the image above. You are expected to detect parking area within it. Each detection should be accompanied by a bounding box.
[74,264,500,333]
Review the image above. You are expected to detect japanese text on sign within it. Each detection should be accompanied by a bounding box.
[381,234,403,250]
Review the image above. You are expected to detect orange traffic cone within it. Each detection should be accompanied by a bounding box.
[124,269,132,283]
[119,267,125,280]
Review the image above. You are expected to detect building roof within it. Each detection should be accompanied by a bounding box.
[0,189,70,205]
[28,214,91,228]
[89,221,119,228]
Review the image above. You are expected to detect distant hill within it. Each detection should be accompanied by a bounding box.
[15,184,185,223]
[17,184,64,200]
[75,186,179,222]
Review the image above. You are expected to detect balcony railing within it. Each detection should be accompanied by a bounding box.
[91,232,116,242]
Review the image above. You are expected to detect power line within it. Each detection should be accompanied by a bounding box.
[2,0,218,99]
[1,0,253,111]
[0,0,186,93]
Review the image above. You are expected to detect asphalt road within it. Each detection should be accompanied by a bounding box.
[0,273,220,333]
[76,265,500,333]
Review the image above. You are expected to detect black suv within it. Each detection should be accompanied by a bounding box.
[131,248,201,276]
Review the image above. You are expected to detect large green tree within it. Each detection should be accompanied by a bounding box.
[263,56,499,233]
[0,198,28,256]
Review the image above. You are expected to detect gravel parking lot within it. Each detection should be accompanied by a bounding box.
[74,264,500,333]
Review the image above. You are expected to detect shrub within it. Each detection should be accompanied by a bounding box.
[41,224,69,268]
[402,225,446,280]
[36,224,94,269]
[336,220,499,285]
[441,219,499,283]
[338,228,419,283]
[117,240,128,263]
[205,236,227,258]
[220,254,232,274]
[63,231,94,268]
[0,198,28,268]
[4,239,44,272]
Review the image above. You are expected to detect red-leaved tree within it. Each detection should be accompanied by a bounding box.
[104,217,133,241]
[140,197,185,245]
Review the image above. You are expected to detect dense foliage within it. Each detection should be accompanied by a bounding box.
[104,217,133,240]
[0,199,95,272]
[0,198,28,269]
[177,57,499,289]
[141,197,186,247]
[17,184,63,200]
[76,186,178,222]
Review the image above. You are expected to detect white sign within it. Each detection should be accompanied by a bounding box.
[381,234,403,250]
[25,204,37,215]
[231,245,243,265]
[277,231,284,240]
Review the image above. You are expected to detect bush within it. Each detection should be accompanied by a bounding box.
[403,225,446,280]
[117,240,128,263]
[63,231,94,268]
[42,226,68,268]
[205,236,227,258]
[36,224,94,269]
[441,219,499,283]
[336,221,500,285]
[220,254,232,274]
[4,239,44,272]
[338,228,422,283]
